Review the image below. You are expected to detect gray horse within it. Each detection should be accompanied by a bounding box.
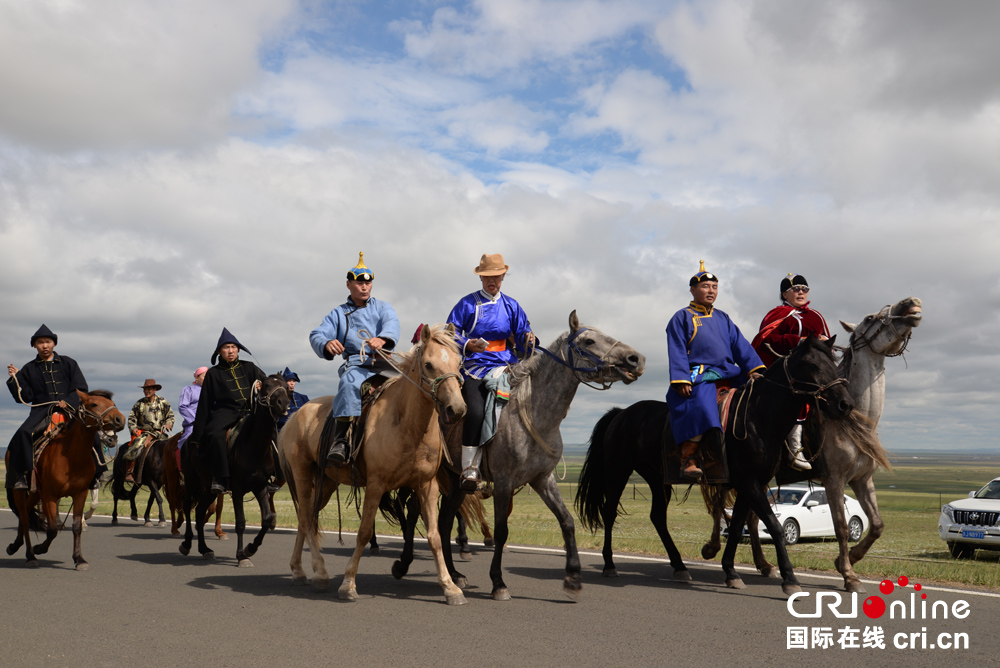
[394,310,645,601]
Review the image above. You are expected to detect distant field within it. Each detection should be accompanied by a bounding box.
[3,452,999,590]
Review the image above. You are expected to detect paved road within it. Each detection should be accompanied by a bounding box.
[1,509,997,668]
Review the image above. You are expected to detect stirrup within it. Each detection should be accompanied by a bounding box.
[790,448,812,471]
[13,473,29,491]
[680,460,703,480]
[460,467,481,491]
[210,479,228,495]
[325,441,348,468]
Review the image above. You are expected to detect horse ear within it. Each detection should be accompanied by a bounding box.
[568,310,580,332]
[77,389,87,401]
[420,324,431,343]
[445,322,455,335]
[840,320,856,333]
[827,334,837,347]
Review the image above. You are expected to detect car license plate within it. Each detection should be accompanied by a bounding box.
[961,529,985,540]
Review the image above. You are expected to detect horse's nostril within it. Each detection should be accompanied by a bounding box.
[626,354,639,367]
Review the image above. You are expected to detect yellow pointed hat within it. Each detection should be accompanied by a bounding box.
[347,252,373,281]
[689,259,718,286]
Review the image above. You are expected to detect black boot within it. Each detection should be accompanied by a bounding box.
[325,420,351,468]
[13,472,29,491]
[210,477,230,495]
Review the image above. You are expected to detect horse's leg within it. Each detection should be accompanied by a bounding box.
[84,487,98,521]
[823,476,864,592]
[642,477,690,580]
[531,473,582,600]
[597,469,632,577]
[486,482,517,600]
[391,488,418,579]
[71,491,89,571]
[111,488,120,525]
[437,478,468,587]
[194,493,215,559]
[746,510,776,577]
[746,485,801,596]
[848,475,884,568]
[6,491,27,560]
[304,479,337,590]
[153,483,166,525]
[214,493,228,540]
[242,487,275,563]
[179,489,194,555]
[702,486,725,560]
[143,487,155,527]
[233,489,250,566]
[415,477,466,605]
[720,493,751,589]
[339,482,382,601]
[32,496,60,557]
[129,485,139,522]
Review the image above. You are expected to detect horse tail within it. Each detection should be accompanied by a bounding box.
[700,483,734,516]
[575,407,623,533]
[459,491,490,536]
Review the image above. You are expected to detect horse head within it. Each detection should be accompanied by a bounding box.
[840,297,922,358]
[418,322,466,424]
[258,374,290,421]
[781,335,853,419]
[563,310,645,387]
[77,389,126,432]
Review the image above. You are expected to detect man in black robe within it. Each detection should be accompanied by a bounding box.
[188,328,265,494]
[6,324,88,490]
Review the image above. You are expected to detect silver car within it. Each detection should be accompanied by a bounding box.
[938,477,1000,559]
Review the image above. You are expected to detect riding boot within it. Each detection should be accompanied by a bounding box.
[680,440,703,479]
[125,460,136,484]
[210,476,230,495]
[326,419,351,467]
[787,423,811,471]
[13,471,29,491]
[460,445,482,492]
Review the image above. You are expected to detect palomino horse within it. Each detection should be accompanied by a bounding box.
[5,389,125,569]
[180,374,288,565]
[109,437,167,527]
[576,336,855,595]
[279,324,467,604]
[391,311,644,601]
[701,297,922,592]
[163,434,227,538]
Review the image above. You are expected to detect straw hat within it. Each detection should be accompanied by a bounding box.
[473,253,509,276]
[139,379,162,391]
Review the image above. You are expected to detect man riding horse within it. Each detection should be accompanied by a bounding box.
[188,329,266,494]
[5,324,89,491]
[124,378,175,483]
[309,252,400,467]
[276,367,309,431]
[666,262,764,479]
[750,273,831,470]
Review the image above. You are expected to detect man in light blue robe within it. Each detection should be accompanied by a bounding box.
[309,252,400,466]
[666,261,764,479]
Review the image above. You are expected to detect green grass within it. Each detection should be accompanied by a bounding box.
[4,453,1000,590]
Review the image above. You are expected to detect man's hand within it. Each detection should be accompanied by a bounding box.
[7,364,17,377]
[325,339,345,356]
[525,332,536,347]
[367,337,386,351]
[467,338,488,353]
[254,380,262,391]
[57,400,68,409]
[674,384,692,398]
[750,372,763,380]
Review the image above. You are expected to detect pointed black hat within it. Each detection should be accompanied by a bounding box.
[212,327,252,364]
[281,367,300,383]
[30,324,58,347]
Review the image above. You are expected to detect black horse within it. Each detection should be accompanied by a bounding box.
[109,438,167,527]
[575,335,853,595]
[180,373,288,566]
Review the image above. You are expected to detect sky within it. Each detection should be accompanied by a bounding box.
[1,0,997,453]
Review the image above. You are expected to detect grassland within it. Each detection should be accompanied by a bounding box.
[3,452,999,590]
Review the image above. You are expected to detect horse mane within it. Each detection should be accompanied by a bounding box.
[89,389,114,400]
[394,324,460,366]
[816,409,893,472]
[837,342,854,378]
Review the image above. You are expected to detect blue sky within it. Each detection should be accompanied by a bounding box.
[1,0,998,452]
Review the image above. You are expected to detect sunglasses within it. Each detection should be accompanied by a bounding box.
[789,285,810,293]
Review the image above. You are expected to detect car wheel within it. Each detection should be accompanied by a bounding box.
[848,517,864,542]
[782,519,800,546]
[949,542,974,559]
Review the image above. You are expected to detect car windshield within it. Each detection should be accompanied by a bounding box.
[768,489,805,505]
[974,480,1000,500]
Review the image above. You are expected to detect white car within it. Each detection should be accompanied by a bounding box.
[738,485,869,546]
[938,477,1000,559]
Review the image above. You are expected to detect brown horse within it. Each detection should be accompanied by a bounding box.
[162,434,227,539]
[279,324,467,604]
[5,389,125,569]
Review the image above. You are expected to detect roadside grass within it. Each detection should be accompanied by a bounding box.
[2,453,999,590]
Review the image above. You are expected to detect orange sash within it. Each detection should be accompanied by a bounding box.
[484,339,506,352]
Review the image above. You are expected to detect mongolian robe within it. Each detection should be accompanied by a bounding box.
[666,302,764,443]
[309,296,400,419]
[447,290,532,378]
[177,382,201,447]
[277,390,309,430]
[751,301,831,367]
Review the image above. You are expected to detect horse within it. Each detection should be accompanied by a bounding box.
[701,297,922,591]
[5,389,126,569]
[179,373,288,566]
[162,434,227,538]
[576,335,854,595]
[279,323,467,604]
[108,437,167,527]
[389,311,644,601]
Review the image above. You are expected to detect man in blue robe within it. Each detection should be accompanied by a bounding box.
[309,252,400,467]
[666,261,764,479]
[277,367,309,430]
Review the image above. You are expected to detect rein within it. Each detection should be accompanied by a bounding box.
[530,328,623,390]
[849,305,913,359]
[356,330,464,414]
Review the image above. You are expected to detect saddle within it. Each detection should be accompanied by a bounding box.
[662,384,732,485]
[31,409,72,467]
[127,431,166,484]
[318,373,394,465]
[224,414,251,455]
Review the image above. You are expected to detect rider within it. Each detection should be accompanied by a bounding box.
[5,324,89,491]
[276,367,309,430]
[666,262,764,480]
[175,366,207,478]
[124,378,175,483]
[309,252,400,467]
[446,253,534,491]
[750,273,831,470]
[189,329,266,494]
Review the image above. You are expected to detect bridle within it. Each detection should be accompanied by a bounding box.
[254,377,289,419]
[74,400,121,430]
[849,305,914,358]
[531,327,628,390]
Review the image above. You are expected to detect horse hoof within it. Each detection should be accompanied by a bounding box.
[453,575,468,589]
[674,569,692,582]
[782,583,802,596]
[217,534,229,541]
[26,560,39,569]
[602,568,618,578]
[76,562,90,572]
[144,521,153,528]
[369,546,380,555]
[563,585,581,602]
[446,592,468,606]
[238,559,254,568]
[760,566,779,579]
[6,544,17,556]
[492,588,511,601]
[130,515,138,522]
[171,529,180,536]
[338,585,358,601]
[157,521,166,527]
[111,519,118,526]
[701,545,719,560]
[846,580,866,594]
[291,575,308,586]
[484,538,494,547]
[202,551,215,560]
[391,561,407,580]
[459,549,472,559]
[726,578,746,590]
[179,544,190,556]
[84,510,95,520]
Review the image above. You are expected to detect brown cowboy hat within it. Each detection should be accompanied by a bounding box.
[139,379,162,391]
[473,253,509,276]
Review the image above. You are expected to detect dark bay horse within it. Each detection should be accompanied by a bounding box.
[163,433,227,538]
[576,335,853,595]
[180,374,288,566]
[109,437,166,527]
[6,389,125,569]
[392,311,645,601]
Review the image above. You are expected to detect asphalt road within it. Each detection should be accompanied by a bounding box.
[1,509,998,668]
